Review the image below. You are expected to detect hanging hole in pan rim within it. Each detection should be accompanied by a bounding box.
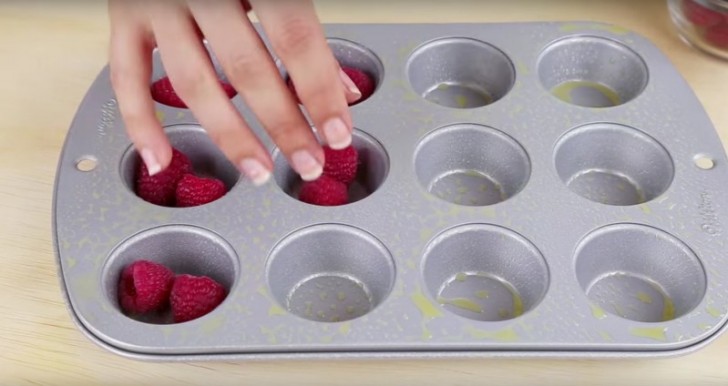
[694,154,716,170]
[75,156,98,172]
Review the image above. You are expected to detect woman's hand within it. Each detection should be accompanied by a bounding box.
[108,0,362,185]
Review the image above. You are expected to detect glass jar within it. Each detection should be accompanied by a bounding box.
[668,0,728,60]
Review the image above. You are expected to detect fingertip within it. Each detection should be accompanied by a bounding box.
[239,158,272,187]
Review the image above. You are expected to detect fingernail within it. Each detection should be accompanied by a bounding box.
[339,68,362,98]
[291,150,323,181]
[141,148,162,176]
[239,158,271,187]
[322,117,352,150]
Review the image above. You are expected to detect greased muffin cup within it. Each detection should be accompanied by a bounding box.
[54,22,728,361]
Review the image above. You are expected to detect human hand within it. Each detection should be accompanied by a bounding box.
[108,0,362,186]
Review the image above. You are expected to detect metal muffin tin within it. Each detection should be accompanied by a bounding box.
[53,22,728,361]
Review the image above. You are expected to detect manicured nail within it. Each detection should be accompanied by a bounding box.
[339,68,362,98]
[291,150,323,181]
[322,117,352,150]
[239,158,271,187]
[141,148,162,176]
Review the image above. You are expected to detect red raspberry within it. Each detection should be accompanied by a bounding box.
[175,173,227,207]
[323,145,359,185]
[135,148,192,206]
[170,274,227,323]
[118,260,175,315]
[682,0,724,27]
[342,67,375,104]
[298,175,349,206]
[151,76,237,108]
[285,66,375,106]
[706,23,728,49]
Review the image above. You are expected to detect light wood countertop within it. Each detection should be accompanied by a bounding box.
[2,0,727,384]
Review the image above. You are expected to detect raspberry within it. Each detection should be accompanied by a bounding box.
[151,76,237,108]
[323,145,359,185]
[170,274,227,323]
[118,260,175,315]
[706,23,728,49]
[135,148,192,206]
[682,0,724,27]
[298,175,349,206]
[285,66,375,106]
[342,67,375,104]
[175,173,227,207]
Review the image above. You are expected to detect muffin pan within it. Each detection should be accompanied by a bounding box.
[53,22,728,361]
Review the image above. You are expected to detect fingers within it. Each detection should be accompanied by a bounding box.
[148,0,273,186]
[108,0,171,175]
[188,0,325,181]
[250,0,355,151]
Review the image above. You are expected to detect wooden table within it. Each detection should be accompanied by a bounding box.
[2,1,727,384]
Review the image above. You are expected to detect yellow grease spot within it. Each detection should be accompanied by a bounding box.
[411,290,443,319]
[591,304,607,319]
[67,257,77,269]
[268,305,287,316]
[256,286,268,297]
[707,305,723,318]
[421,322,433,340]
[419,228,433,242]
[511,291,524,318]
[551,80,621,106]
[636,292,653,304]
[455,273,468,282]
[465,326,519,342]
[455,95,469,108]
[405,259,416,270]
[176,111,185,119]
[559,23,630,35]
[475,290,490,299]
[74,276,97,299]
[260,326,279,344]
[155,110,165,123]
[319,291,328,301]
[337,292,347,301]
[516,62,530,75]
[662,296,676,321]
[698,323,712,331]
[630,327,667,341]
[640,204,652,215]
[202,317,224,334]
[437,297,483,313]
[339,322,351,335]
[599,331,613,341]
[437,83,450,90]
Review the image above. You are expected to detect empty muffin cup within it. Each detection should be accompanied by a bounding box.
[538,35,648,107]
[422,224,549,322]
[102,225,240,324]
[414,124,530,206]
[406,37,515,108]
[575,224,706,323]
[266,224,395,323]
[554,123,674,206]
